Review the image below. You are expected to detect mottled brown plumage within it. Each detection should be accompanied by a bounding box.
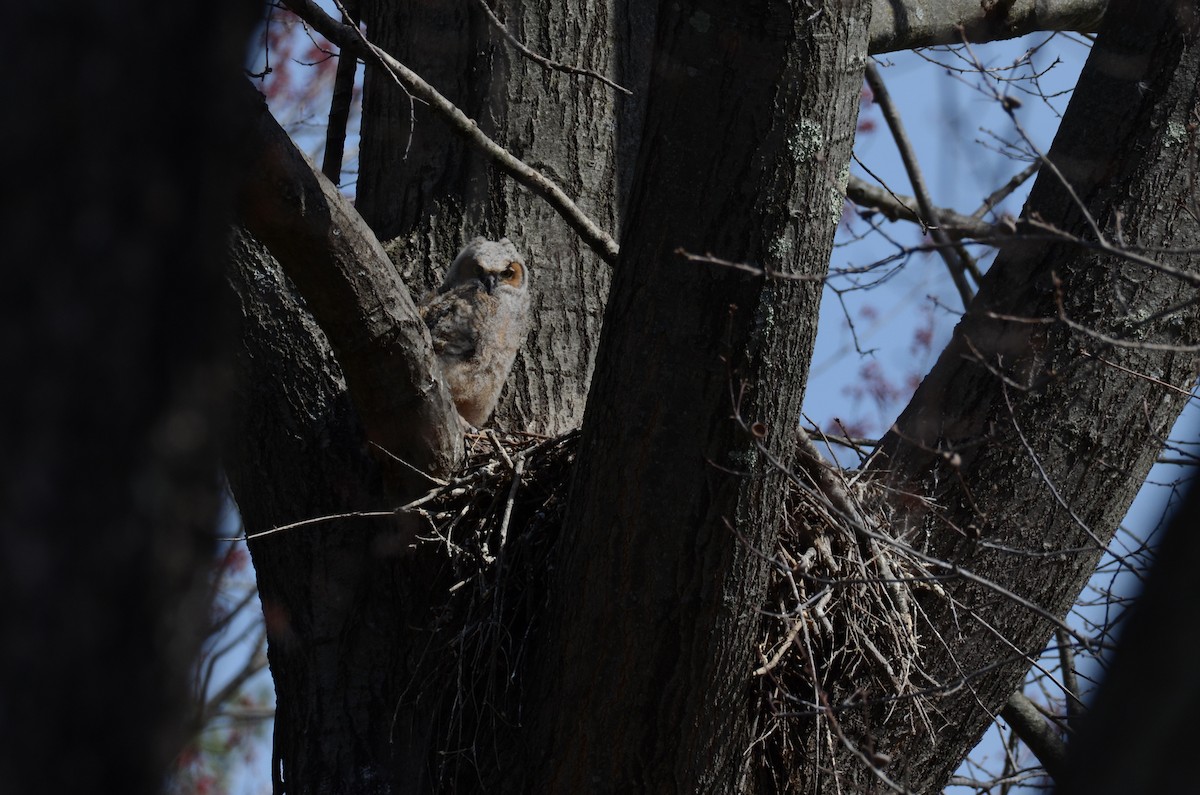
[419,237,531,427]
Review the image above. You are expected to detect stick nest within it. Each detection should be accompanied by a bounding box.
[751,429,948,792]
[403,428,946,791]
[403,430,576,787]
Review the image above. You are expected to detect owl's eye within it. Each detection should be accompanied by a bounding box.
[502,263,520,282]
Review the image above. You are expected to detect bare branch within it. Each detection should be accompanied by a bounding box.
[869,0,1108,54]
[320,0,359,185]
[1001,691,1069,781]
[865,61,976,306]
[675,249,829,281]
[846,174,1000,240]
[285,0,620,265]
[1055,628,1085,732]
[973,162,1039,220]
[196,632,270,731]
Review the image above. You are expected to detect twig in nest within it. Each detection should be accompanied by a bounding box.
[497,456,525,551]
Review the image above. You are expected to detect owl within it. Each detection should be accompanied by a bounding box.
[418,237,531,428]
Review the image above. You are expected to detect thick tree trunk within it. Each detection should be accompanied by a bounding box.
[516,1,870,791]
[865,1,1200,790]
[226,230,470,793]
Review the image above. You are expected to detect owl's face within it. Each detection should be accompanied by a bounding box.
[441,237,528,296]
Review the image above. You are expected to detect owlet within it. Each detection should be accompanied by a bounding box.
[418,237,531,427]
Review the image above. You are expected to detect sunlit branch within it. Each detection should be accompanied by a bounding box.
[869,0,1108,54]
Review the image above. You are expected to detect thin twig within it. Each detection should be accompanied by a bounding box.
[473,0,632,95]
[370,441,452,487]
[865,61,975,307]
[197,633,270,730]
[225,509,398,542]
[497,456,525,550]
[675,249,829,281]
[1001,383,1108,550]
[1079,351,1200,399]
[973,161,1039,220]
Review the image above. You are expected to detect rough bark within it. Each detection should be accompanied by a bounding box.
[0,3,255,793]
[516,1,871,791]
[867,1,1200,790]
[237,80,462,494]
[225,231,464,793]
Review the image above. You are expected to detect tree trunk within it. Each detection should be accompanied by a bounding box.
[867,1,1200,790]
[226,229,471,792]
[516,1,870,790]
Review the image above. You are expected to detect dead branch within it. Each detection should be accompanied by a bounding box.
[864,62,976,306]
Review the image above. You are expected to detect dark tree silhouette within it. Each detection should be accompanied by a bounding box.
[0,3,256,794]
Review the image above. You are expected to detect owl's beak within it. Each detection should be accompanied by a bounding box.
[481,274,499,294]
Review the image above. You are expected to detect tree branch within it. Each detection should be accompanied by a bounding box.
[864,61,976,306]
[1055,628,1085,731]
[1001,691,1068,781]
[285,0,621,265]
[320,0,358,185]
[869,0,1107,54]
[846,174,1000,240]
[236,80,463,490]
